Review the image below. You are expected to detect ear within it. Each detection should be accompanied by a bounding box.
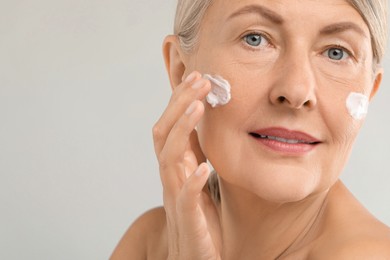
[369,68,383,100]
[163,35,187,91]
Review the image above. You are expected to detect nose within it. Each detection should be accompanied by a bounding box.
[269,52,317,110]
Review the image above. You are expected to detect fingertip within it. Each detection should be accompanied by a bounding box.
[185,101,198,115]
[194,162,210,177]
[188,99,206,115]
[184,163,210,193]
[178,163,210,211]
[183,71,201,84]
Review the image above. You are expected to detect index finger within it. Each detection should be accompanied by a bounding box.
[152,72,211,155]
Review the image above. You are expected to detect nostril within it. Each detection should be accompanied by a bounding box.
[303,100,311,107]
[278,96,286,103]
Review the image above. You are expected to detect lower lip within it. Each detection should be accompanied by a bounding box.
[251,136,317,155]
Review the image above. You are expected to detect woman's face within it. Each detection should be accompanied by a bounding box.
[186,0,380,202]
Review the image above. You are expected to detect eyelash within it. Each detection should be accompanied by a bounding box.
[322,44,355,63]
[240,31,273,51]
[240,32,355,63]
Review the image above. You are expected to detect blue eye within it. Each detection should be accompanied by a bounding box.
[326,47,349,60]
[244,33,268,47]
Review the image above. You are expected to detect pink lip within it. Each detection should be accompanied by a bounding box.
[249,127,321,155]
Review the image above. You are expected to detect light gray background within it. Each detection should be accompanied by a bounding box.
[0,1,388,259]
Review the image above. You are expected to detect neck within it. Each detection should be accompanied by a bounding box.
[218,178,329,259]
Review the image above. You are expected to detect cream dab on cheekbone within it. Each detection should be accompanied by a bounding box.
[346,92,369,120]
[203,74,231,108]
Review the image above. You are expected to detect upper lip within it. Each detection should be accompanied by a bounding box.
[249,127,321,144]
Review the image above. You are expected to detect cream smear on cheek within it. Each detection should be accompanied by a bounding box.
[203,74,231,107]
[346,92,369,120]
[202,75,368,120]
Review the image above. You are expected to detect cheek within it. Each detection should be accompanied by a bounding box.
[316,63,372,138]
[196,90,257,182]
[317,85,364,183]
[197,100,247,154]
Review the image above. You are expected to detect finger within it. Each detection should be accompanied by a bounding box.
[177,162,210,221]
[153,72,211,155]
[181,130,206,179]
[153,71,201,156]
[189,129,207,164]
[183,146,197,178]
[158,100,205,194]
[153,75,209,155]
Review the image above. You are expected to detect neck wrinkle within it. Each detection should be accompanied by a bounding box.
[275,193,329,259]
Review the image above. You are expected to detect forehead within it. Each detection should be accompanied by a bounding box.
[203,0,367,31]
[210,0,354,13]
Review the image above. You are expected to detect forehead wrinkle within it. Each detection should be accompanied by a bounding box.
[226,4,284,25]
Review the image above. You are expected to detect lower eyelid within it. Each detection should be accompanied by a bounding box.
[322,54,353,65]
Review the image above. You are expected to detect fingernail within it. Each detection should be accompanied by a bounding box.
[185,101,197,115]
[194,165,204,177]
[195,163,210,177]
[184,71,197,83]
[192,80,205,90]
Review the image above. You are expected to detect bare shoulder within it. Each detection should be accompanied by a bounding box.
[309,182,390,259]
[310,227,390,260]
[330,236,390,260]
[110,207,168,260]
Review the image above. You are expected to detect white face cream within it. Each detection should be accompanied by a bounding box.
[346,92,369,120]
[203,74,231,108]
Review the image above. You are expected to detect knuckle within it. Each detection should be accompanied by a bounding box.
[172,91,188,108]
[158,152,169,170]
[158,150,181,173]
[163,195,176,212]
[152,123,163,140]
[168,91,178,104]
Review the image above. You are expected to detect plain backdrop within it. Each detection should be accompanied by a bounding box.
[0,1,389,259]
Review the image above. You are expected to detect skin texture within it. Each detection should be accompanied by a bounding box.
[111,0,390,259]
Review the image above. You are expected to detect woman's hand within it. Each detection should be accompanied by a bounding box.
[153,71,222,260]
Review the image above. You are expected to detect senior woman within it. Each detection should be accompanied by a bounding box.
[112,0,390,259]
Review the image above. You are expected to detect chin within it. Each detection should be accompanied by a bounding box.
[253,181,318,204]
[224,163,322,204]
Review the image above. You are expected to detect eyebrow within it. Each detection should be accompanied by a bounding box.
[227,4,284,24]
[319,22,367,37]
[227,5,367,38]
